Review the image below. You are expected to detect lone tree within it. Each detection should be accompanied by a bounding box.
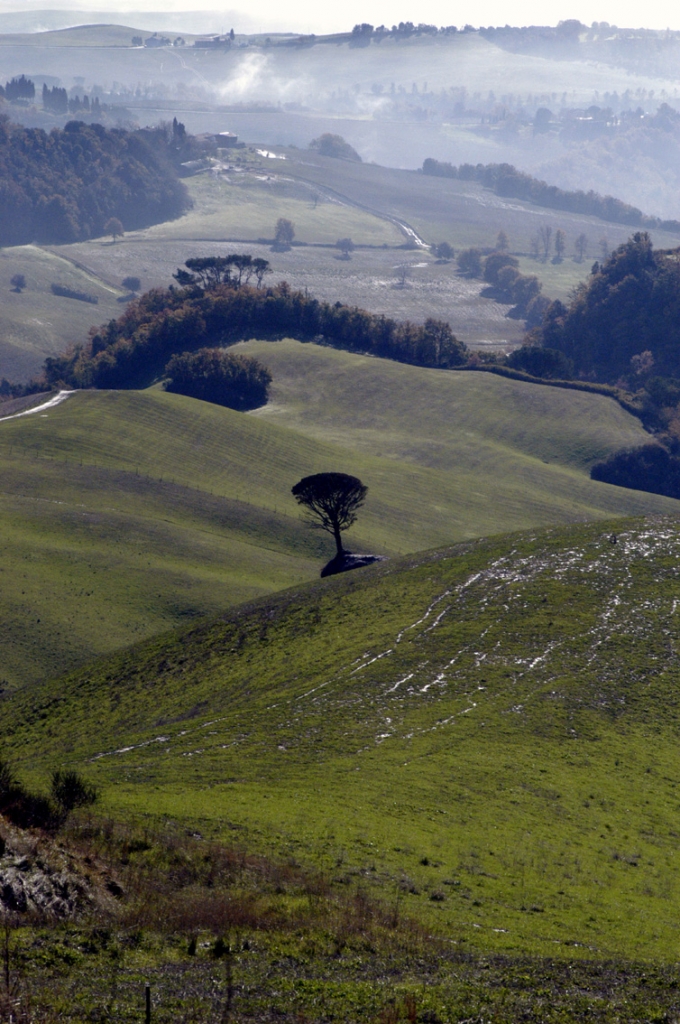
[291,472,367,556]
[574,232,588,262]
[336,237,355,259]
[10,273,26,292]
[274,218,295,247]
[104,217,124,242]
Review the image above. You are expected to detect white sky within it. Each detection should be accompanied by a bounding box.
[1,0,679,33]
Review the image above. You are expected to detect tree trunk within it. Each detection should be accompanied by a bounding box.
[333,522,344,556]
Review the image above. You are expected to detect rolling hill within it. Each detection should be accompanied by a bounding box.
[5,513,680,969]
[1,341,678,690]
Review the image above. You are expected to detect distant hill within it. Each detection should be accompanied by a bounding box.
[422,156,680,234]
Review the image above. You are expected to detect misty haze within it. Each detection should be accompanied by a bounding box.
[4,10,680,1024]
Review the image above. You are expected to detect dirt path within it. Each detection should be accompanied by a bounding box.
[0,389,74,422]
[254,167,430,248]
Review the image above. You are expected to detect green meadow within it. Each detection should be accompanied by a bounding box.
[142,170,402,247]
[1,343,678,690]
[6,515,680,966]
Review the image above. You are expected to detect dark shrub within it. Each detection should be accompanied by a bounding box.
[0,757,58,830]
[51,770,98,811]
[51,283,98,304]
[484,252,519,286]
[591,444,680,499]
[507,345,573,378]
[164,348,272,410]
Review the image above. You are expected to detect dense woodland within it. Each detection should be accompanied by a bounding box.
[0,117,191,245]
[422,157,680,233]
[534,233,680,383]
[43,258,468,389]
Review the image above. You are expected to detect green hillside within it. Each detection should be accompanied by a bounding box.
[2,346,678,688]
[0,245,125,382]
[5,515,680,967]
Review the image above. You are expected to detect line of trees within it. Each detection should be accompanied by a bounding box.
[0,118,191,245]
[422,157,680,234]
[457,248,549,327]
[43,256,469,390]
[42,86,106,117]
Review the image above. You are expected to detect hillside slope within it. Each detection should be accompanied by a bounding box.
[1,350,678,688]
[5,515,680,961]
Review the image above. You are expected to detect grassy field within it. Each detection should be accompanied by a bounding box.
[6,515,680,975]
[0,245,125,382]
[143,171,402,247]
[6,144,680,380]
[0,345,678,690]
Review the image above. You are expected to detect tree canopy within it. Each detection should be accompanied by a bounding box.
[291,472,367,555]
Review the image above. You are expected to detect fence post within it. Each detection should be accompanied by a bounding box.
[145,983,151,1024]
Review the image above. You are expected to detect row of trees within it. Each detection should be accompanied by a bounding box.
[527,227,594,263]
[422,157,680,234]
[0,118,191,245]
[43,257,469,390]
[42,86,106,116]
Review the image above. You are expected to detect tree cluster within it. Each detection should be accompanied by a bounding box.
[458,248,547,326]
[533,233,680,382]
[43,260,468,390]
[482,251,547,324]
[0,76,35,102]
[506,345,573,379]
[164,348,272,410]
[422,157,680,234]
[0,117,191,246]
[173,255,271,289]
